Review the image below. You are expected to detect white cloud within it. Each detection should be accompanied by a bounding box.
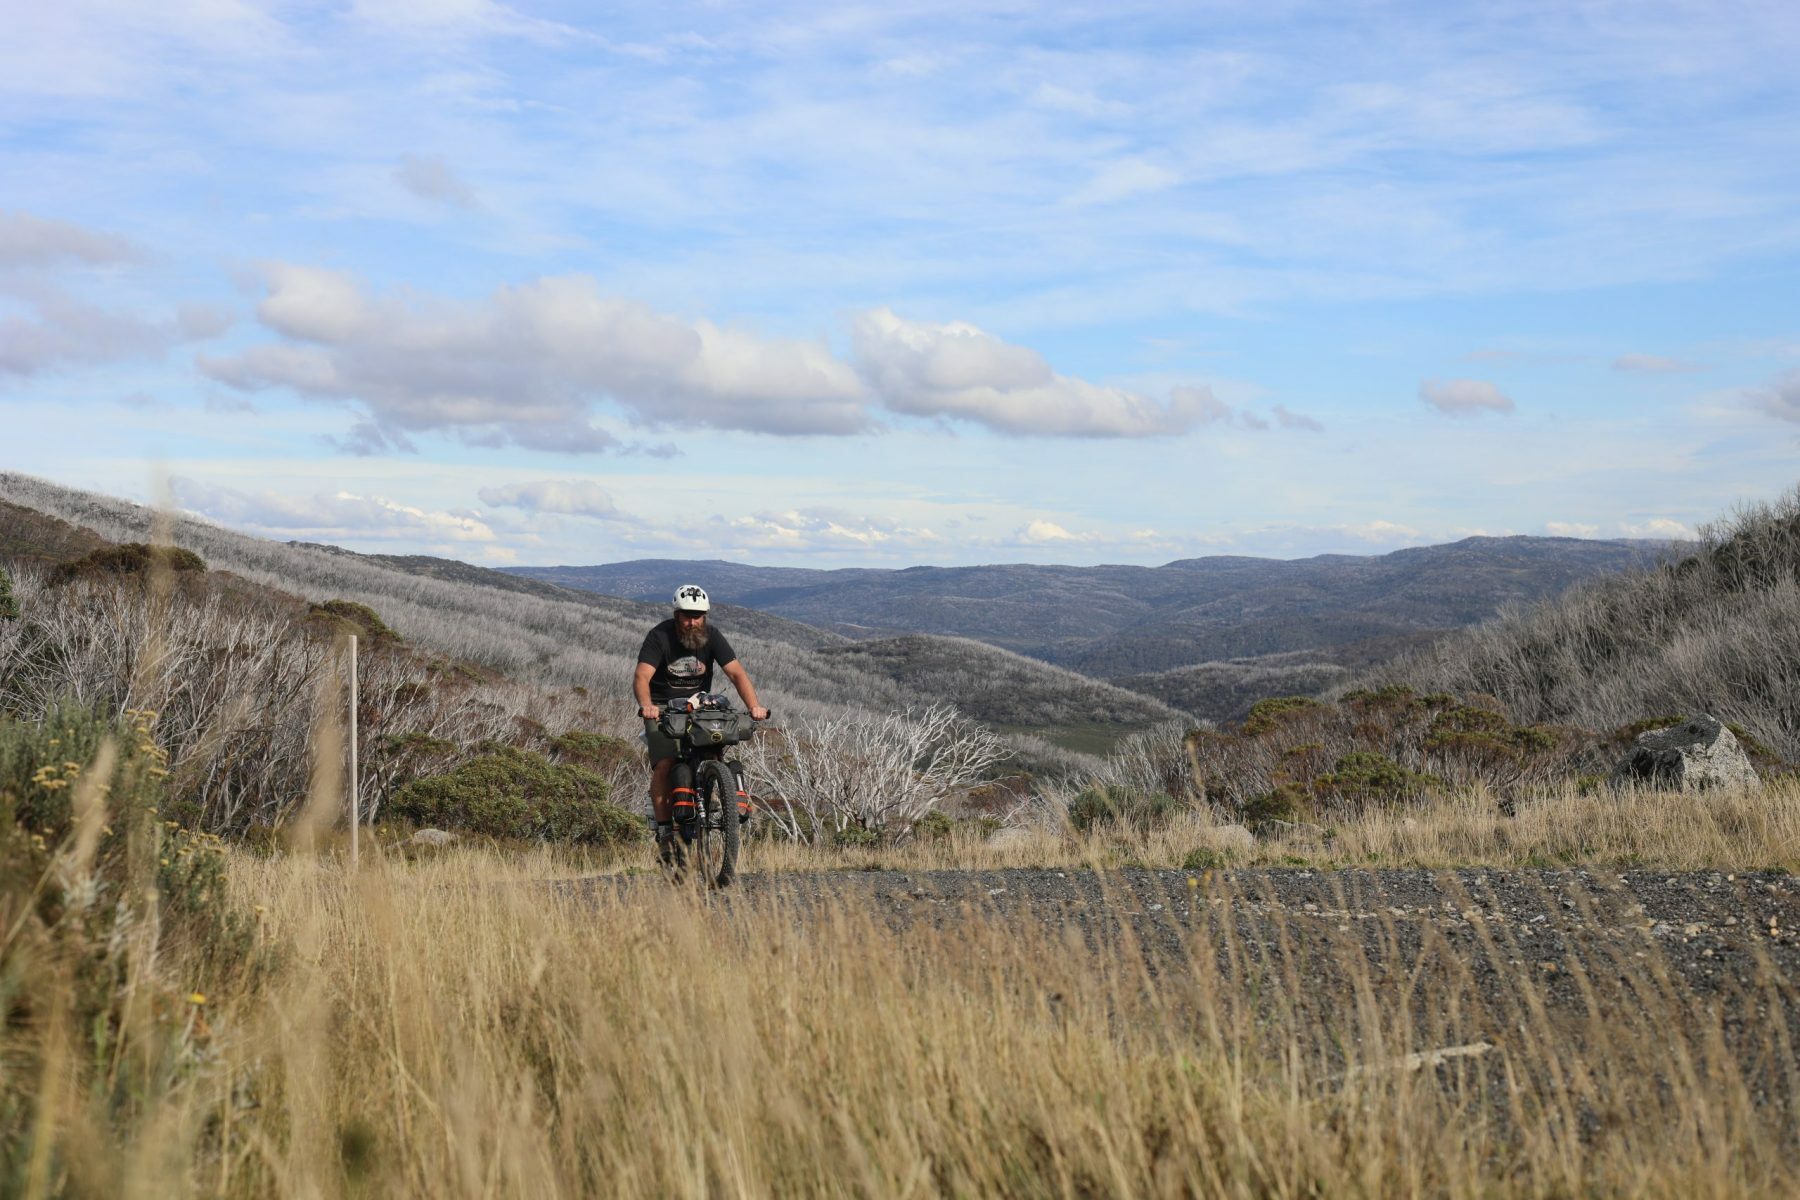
[1419,378,1515,417]
[201,264,873,451]
[1613,353,1704,375]
[1749,369,1800,423]
[1017,519,1080,544]
[1341,519,1421,543]
[0,210,136,268]
[1618,517,1696,540]
[709,509,942,554]
[1272,404,1323,432]
[851,308,1216,437]
[0,281,175,378]
[479,479,619,519]
[1067,157,1180,207]
[394,154,478,208]
[1546,520,1600,537]
[171,476,499,545]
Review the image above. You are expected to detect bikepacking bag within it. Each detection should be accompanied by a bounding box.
[684,709,755,747]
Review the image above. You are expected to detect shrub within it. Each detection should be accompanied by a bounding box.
[1182,846,1239,870]
[1242,695,1323,736]
[388,744,641,845]
[1,706,262,1183]
[1068,784,1186,832]
[1312,751,1441,808]
[0,564,16,619]
[550,730,639,773]
[913,810,955,841]
[51,542,206,583]
[1243,785,1309,825]
[309,598,400,644]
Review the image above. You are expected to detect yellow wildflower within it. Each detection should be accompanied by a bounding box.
[187,993,206,1005]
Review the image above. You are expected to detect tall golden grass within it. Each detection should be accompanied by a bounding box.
[10,828,1798,1198]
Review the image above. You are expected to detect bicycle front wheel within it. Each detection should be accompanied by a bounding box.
[693,758,740,889]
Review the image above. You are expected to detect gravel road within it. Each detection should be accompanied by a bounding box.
[566,865,1800,1096]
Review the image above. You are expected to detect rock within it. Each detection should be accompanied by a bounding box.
[1608,714,1762,793]
[1197,823,1257,855]
[1252,819,1327,843]
[410,828,458,847]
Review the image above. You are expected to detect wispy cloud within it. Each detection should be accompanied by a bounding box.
[1613,353,1705,375]
[1748,369,1800,423]
[479,479,619,519]
[1419,378,1515,417]
[394,154,478,209]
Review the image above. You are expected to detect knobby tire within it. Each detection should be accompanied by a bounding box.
[692,758,740,889]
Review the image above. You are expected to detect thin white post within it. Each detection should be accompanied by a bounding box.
[348,634,360,868]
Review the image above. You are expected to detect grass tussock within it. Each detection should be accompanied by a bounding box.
[6,844,1798,1197]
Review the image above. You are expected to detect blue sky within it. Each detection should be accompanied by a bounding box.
[3,0,1798,567]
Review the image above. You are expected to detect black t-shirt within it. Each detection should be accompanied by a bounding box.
[637,619,738,703]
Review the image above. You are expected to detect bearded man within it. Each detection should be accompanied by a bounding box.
[634,584,770,860]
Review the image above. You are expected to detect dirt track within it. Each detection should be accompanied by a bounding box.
[564,865,1800,1095]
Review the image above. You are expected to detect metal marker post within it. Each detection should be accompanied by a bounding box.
[348,634,359,868]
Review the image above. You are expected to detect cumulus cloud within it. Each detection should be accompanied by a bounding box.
[1748,369,1800,423]
[394,154,478,208]
[0,210,136,269]
[479,479,620,519]
[170,476,500,545]
[1419,378,1515,417]
[1619,517,1696,540]
[1546,520,1600,537]
[1613,353,1704,374]
[709,509,942,554]
[0,283,173,378]
[851,308,1215,437]
[200,264,872,452]
[1341,519,1421,543]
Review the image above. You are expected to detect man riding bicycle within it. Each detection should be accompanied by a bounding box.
[634,584,770,867]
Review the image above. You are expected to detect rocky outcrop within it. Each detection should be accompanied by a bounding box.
[410,828,459,847]
[1608,715,1762,793]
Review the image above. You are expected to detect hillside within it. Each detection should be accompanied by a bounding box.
[813,636,1186,754]
[0,474,1138,766]
[509,538,1672,677]
[1368,485,1800,760]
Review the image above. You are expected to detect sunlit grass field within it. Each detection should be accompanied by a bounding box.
[10,781,1800,1198]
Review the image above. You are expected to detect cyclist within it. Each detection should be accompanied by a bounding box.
[634,584,770,866]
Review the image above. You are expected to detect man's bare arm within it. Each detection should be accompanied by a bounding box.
[721,661,770,720]
[633,662,659,719]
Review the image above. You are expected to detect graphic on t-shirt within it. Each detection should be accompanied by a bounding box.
[668,656,705,680]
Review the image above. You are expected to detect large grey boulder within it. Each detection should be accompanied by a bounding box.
[410,828,459,847]
[1608,715,1762,793]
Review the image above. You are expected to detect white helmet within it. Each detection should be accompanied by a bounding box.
[673,583,711,612]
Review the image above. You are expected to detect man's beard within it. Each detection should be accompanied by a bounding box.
[677,619,708,652]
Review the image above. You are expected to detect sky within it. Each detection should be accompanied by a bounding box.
[2,0,1798,568]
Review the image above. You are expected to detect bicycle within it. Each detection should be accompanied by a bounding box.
[657,693,760,888]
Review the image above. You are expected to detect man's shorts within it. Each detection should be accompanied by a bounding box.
[643,717,680,763]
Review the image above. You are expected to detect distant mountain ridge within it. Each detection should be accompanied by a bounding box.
[507,537,1676,677]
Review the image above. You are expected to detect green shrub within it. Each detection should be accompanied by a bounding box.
[1243,785,1309,825]
[1,706,263,1184]
[1182,847,1235,870]
[309,598,400,644]
[388,744,640,845]
[834,825,881,848]
[51,542,206,583]
[550,730,639,772]
[0,565,16,619]
[1242,695,1324,736]
[913,810,955,842]
[1068,784,1186,832]
[1312,751,1440,808]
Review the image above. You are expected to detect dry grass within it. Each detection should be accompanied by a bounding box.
[13,829,1800,1197]
[500,778,1800,879]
